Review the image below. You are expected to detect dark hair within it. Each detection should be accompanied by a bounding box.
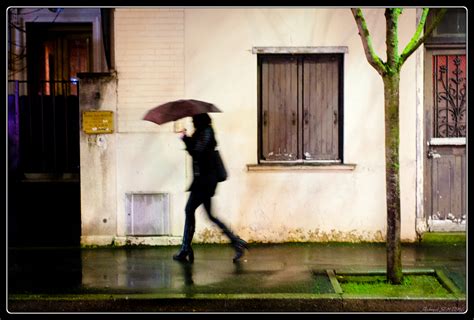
[192,113,212,130]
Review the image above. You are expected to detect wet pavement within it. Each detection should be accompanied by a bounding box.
[7,242,467,312]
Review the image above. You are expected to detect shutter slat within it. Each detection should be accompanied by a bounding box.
[261,59,269,158]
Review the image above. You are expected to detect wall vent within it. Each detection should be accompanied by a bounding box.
[126,193,170,236]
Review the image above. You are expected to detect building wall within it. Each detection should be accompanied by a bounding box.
[83,8,419,245]
[79,74,118,246]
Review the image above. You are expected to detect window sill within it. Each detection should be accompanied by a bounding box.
[246,163,357,172]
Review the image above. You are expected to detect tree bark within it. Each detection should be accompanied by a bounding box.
[383,73,402,284]
[384,9,403,284]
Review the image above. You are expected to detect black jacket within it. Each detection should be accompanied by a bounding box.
[182,126,218,196]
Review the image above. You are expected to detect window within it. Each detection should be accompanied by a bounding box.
[27,23,93,96]
[425,8,466,45]
[258,54,343,163]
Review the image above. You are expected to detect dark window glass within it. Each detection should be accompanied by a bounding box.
[426,8,466,44]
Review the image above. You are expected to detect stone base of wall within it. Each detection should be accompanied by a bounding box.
[81,235,182,247]
[113,236,182,246]
[80,236,115,247]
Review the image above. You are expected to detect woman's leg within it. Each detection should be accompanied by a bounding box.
[174,191,202,262]
[202,197,236,241]
[203,197,248,262]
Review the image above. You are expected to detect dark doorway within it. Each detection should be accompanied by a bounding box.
[8,23,92,247]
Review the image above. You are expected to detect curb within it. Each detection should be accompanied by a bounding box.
[8,294,466,312]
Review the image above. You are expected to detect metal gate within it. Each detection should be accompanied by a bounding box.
[8,80,81,246]
[8,80,80,176]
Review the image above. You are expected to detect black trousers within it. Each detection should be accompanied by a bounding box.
[181,189,238,250]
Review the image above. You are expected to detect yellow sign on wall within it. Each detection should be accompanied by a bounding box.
[82,111,114,134]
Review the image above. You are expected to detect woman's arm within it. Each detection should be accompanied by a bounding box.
[182,127,213,157]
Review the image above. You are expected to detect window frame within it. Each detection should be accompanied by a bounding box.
[424,8,466,47]
[256,48,346,165]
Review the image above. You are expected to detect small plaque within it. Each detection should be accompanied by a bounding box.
[82,111,114,134]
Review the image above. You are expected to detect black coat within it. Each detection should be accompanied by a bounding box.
[182,125,218,197]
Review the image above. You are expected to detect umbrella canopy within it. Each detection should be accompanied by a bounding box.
[143,99,221,125]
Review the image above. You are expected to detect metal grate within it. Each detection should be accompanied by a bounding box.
[8,80,80,175]
[126,193,170,236]
[433,55,466,138]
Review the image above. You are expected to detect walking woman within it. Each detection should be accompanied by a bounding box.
[173,113,248,263]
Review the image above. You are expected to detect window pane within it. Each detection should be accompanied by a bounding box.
[426,8,466,44]
[436,9,466,35]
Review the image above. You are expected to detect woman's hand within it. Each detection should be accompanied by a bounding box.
[179,129,187,139]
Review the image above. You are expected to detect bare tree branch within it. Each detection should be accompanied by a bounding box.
[351,8,386,76]
[398,8,447,67]
[385,9,402,74]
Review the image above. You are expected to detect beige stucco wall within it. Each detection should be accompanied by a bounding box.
[81,8,420,245]
[79,74,118,246]
[183,8,418,242]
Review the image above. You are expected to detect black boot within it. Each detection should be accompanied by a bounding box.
[173,221,195,263]
[231,238,248,263]
[206,213,248,263]
[173,246,194,263]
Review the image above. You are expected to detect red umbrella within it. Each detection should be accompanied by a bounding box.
[143,99,221,125]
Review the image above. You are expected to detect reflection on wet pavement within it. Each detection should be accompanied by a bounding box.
[8,243,466,295]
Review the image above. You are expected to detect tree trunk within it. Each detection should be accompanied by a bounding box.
[383,73,402,284]
[353,7,448,285]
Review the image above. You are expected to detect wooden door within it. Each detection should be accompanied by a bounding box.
[424,49,466,231]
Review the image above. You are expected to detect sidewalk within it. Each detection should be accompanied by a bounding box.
[7,241,466,312]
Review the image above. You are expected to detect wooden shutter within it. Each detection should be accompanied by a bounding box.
[261,56,299,161]
[303,55,340,160]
